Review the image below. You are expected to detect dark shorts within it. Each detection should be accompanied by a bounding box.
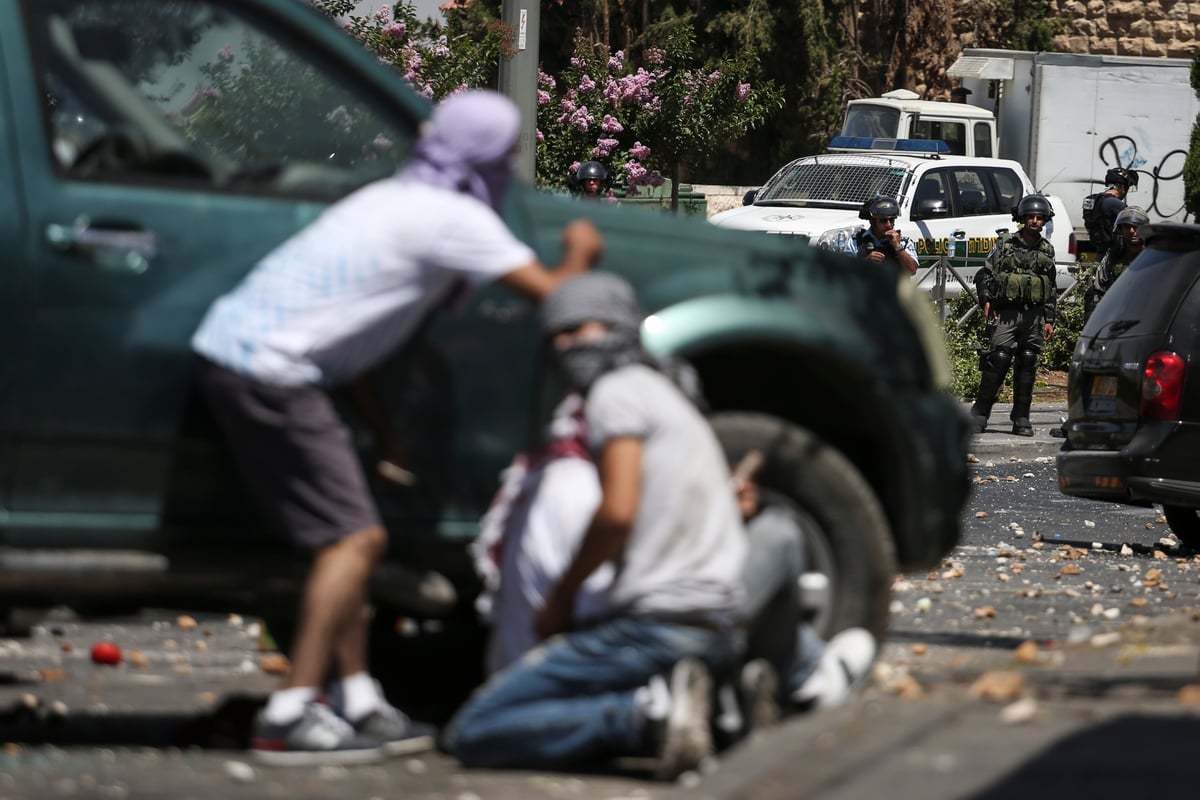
[196,358,380,551]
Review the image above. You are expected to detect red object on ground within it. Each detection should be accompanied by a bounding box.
[90,642,122,665]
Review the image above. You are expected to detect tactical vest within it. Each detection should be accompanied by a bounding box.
[990,234,1055,306]
[1095,249,1135,292]
[1081,192,1114,251]
[854,230,904,273]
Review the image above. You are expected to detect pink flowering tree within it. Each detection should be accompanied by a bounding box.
[536,27,781,208]
[309,3,781,208]
[313,1,509,101]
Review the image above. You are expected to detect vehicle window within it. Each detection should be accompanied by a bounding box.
[912,119,966,156]
[842,105,899,139]
[913,172,946,204]
[757,160,906,208]
[1085,245,1200,336]
[951,169,991,216]
[973,122,993,158]
[25,0,414,198]
[986,168,1023,217]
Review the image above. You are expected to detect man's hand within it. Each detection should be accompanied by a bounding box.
[866,249,886,264]
[535,591,572,641]
[497,218,604,301]
[1044,322,1054,340]
[562,219,604,269]
[983,301,992,319]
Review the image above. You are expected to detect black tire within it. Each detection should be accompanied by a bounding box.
[710,412,897,640]
[1163,505,1200,550]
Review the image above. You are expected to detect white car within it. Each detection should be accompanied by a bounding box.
[710,140,1078,297]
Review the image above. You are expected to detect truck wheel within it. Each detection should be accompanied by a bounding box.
[1163,505,1200,550]
[710,412,897,640]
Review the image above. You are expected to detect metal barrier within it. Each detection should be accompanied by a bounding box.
[916,235,985,327]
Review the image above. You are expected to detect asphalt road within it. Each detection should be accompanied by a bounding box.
[2,416,1200,799]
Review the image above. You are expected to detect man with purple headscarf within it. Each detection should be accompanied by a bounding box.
[190,90,602,766]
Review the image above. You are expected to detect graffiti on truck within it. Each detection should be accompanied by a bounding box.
[1098,135,1187,219]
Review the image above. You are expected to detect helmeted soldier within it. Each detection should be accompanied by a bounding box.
[572,160,611,198]
[1083,205,1149,322]
[1081,166,1138,255]
[969,193,1058,436]
[843,196,919,276]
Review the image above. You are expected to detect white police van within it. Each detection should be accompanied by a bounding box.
[709,138,1078,297]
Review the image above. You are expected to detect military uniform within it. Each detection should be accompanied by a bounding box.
[1083,246,1136,321]
[970,230,1057,435]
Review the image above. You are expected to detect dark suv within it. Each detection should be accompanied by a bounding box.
[0,0,968,648]
[1057,223,1200,547]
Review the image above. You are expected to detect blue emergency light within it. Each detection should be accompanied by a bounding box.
[829,136,951,154]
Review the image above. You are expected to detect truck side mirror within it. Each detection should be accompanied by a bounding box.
[913,198,950,219]
[742,189,758,206]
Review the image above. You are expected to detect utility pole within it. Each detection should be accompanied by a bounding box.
[498,0,539,183]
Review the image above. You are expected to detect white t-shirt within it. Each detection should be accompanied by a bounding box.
[483,456,611,674]
[192,178,535,386]
[586,364,747,622]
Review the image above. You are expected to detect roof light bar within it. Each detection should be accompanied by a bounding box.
[828,136,951,154]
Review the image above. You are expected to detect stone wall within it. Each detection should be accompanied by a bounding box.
[1049,0,1200,57]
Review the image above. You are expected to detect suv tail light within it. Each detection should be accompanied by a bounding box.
[1068,231,1077,256]
[1140,351,1186,421]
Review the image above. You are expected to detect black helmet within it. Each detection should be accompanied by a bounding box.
[1012,193,1054,222]
[1104,166,1138,190]
[858,195,901,221]
[1113,205,1149,231]
[576,160,610,183]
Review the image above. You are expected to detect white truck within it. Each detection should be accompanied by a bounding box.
[841,48,1199,248]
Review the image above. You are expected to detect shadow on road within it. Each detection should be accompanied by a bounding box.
[0,693,264,749]
[969,714,1200,796]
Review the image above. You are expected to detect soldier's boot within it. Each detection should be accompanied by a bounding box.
[1010,348,1039,437]
[969,348,1013,433]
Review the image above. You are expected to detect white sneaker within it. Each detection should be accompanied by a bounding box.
[739,659,781,733]
[649,658,714,781]
[791,628,876,710]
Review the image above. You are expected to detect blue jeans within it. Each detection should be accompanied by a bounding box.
[742,508,826,693]
[446,616,740,769]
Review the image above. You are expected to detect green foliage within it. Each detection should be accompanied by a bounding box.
[940,294,988,401]
[1041,288,1086,371]
[1184,50,1200,222]
[1005,0,1065,52]
[699,0,847,178]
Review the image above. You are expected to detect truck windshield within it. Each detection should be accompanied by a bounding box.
[756,159,907,208]
[911,120,966,155]
[842,105,900,139]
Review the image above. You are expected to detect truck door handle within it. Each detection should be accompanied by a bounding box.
[45,216,158,274]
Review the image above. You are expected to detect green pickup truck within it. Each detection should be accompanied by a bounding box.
[0,0,968,649]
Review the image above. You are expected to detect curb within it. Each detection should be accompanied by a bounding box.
[963,401,1066,461]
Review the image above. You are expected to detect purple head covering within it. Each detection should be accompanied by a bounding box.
[399,90,521,211]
